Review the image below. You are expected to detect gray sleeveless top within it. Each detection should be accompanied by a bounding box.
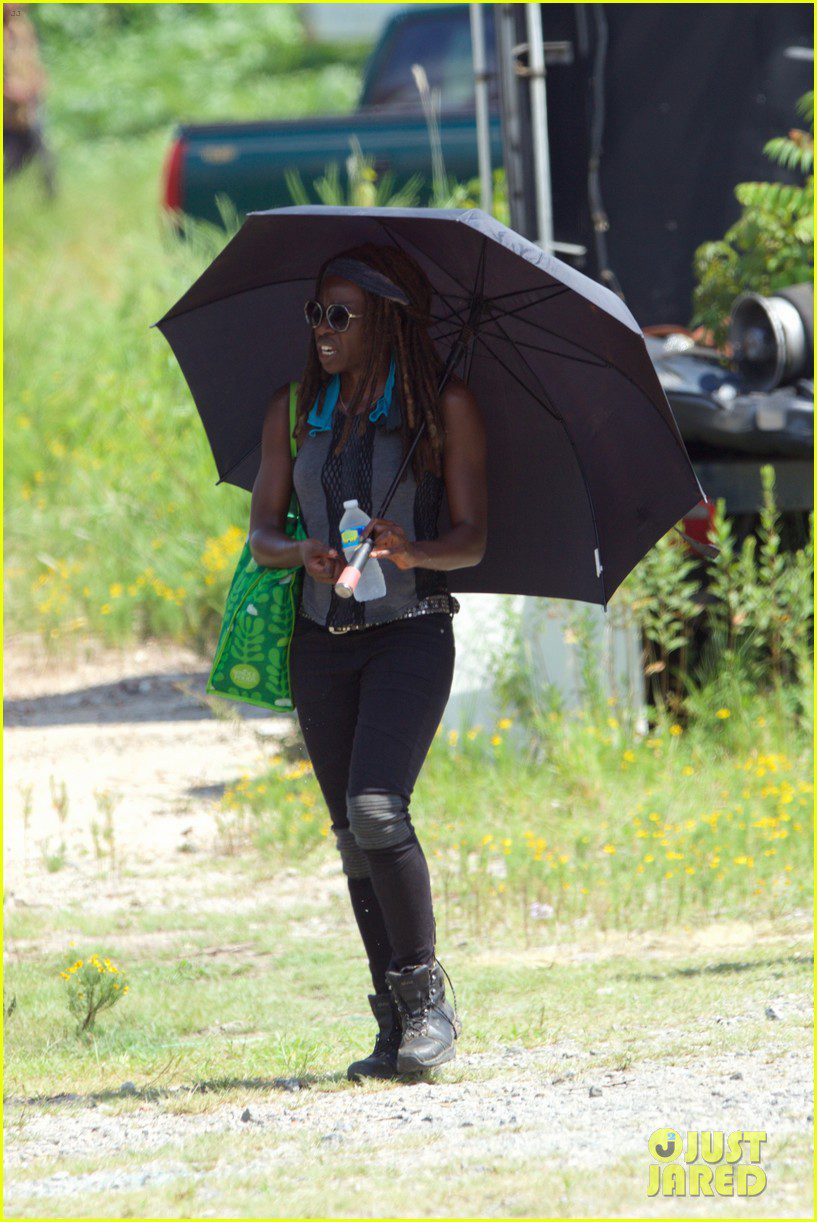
[292,384,457,630]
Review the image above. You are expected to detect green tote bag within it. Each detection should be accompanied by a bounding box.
[206,383,307,712]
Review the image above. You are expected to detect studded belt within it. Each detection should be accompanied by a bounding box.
[308,593,460,635]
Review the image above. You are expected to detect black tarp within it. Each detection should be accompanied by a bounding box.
[500,2,813,327]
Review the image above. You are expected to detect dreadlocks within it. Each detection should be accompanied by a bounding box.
[293,242,446,484]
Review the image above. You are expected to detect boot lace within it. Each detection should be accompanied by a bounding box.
[400,997,432,1039]
[393,957,459,1040]
[435,957,459,1022]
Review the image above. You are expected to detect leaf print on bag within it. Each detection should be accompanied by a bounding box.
[232,611,266,666]
[265,596,293,636]
[213,542,261,660]
[264,642,290,702]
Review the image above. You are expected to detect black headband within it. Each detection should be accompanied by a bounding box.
[323,256,410,307]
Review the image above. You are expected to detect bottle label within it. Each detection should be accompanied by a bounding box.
[341,525,364,548]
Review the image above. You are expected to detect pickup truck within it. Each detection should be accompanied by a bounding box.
[162,4,502,225]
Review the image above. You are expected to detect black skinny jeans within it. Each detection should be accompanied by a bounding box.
[289,610,455,994]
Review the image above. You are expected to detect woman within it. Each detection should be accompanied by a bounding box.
[248,242,487,1080]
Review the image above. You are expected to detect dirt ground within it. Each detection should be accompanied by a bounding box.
[3,631,292,892]
[3,631,813,1219]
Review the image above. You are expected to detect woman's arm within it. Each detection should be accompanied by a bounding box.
[248,386,343,582]
[414,377,488,569]
[248,384,304,569]
[362,376,488,571]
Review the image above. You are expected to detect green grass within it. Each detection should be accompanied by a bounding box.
[4,845,811,1217]
[31,4,369,141]
[4,10,367,655]
[4,847,811,1101]
[214,687,813,933]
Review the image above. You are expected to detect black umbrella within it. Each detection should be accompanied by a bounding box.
[153,205,709,610]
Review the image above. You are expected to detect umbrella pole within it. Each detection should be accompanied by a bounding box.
[335,308,483,597]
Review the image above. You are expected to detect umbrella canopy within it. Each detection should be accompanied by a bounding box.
[154,205,707,608]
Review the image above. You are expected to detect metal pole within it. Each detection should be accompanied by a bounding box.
[525,2,554,253]
[470,4,493,214]
[494,3,535,237]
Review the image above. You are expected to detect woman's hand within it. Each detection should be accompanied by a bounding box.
[360,518,417,570]
[299,538,344,584]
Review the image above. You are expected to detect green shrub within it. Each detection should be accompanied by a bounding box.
[690,90,813,348]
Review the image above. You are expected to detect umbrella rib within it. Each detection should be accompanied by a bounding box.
[432,324,473,348]
[416,283,569,310]
[481,312,615,364]
[474,327,608,368]
[461,234,489,385]
[373,219,572,326]
[375,218,475,298]
[484,283,572,306]
[483,290,698,469]
[153,274,317,327]
[483,287,573,322]
[492,305,700,475]
[472,330,562,425]
[430,299,473,327]
[214,438,261,487]
[475,327,608,607]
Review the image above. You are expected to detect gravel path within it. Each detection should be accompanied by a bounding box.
[4,1045,812,1215]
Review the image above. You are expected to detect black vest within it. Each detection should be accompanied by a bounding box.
[292,392,451,630]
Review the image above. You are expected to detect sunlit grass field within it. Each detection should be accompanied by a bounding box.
[215,689,812,934]
[5,130,252,651]
[4,8,366,654]
[4,848,811,1102]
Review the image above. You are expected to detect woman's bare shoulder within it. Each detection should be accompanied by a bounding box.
[266,382,293,422]
[440,373,480,417]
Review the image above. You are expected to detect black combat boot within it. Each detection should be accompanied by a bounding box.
[346,991,402,1081]
[385,957,462,1074]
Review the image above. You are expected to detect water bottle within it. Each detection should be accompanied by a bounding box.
[337,499,386,601]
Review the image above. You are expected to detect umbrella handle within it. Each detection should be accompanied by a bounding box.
[334,537,374,599]
[332,420,428,598]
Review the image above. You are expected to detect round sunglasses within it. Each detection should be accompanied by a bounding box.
[304,299,364,333]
